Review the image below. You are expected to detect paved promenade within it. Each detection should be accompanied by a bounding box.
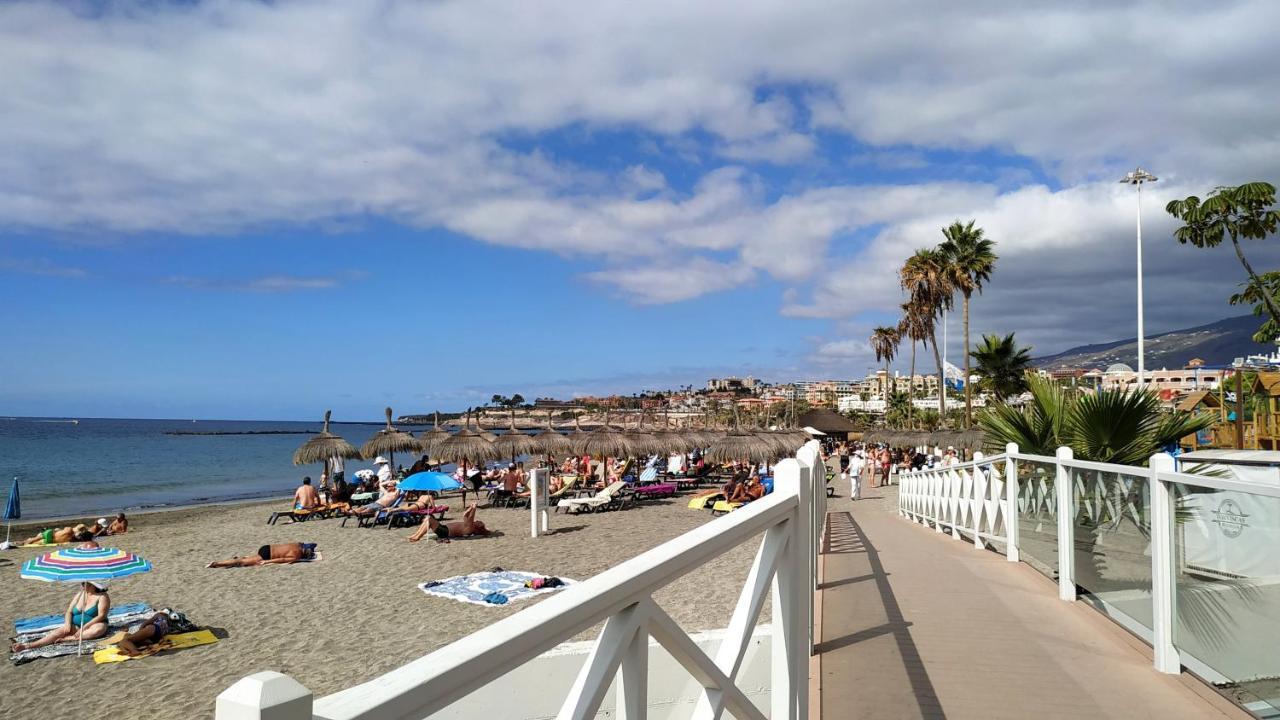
[814,486,1249,720]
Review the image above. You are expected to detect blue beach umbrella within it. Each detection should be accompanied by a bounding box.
[2,477,18,548]
[398,472,462,493]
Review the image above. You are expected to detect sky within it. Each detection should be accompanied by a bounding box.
[3,0,1280,420]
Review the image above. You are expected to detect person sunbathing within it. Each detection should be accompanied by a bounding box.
[293,477,322,510]
[408,503,488,543]
[115,610,174,657]
[11,581,111,652]
[207,542,317,568]
[400,492,438,512]
[108,513,128,535]
[22,523,97,546]
[350,487,402,515]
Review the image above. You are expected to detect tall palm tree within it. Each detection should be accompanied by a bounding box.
[869,326,901,400]
[939,219,998,428]
[899,300,932,428]
[901,248,953,424]
[970,332,1033,400]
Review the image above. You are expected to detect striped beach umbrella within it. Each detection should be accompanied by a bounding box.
[21,546,152,583]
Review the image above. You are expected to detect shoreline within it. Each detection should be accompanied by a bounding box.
[7,494,289,532]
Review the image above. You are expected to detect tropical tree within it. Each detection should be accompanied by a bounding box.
[900,248,953,423]
[898,301,932,428]
[939,219,998,428]
[970,333,1033,400]
[869,326,901,399]
[884,391,912,429]
[1166,182,1280,337]
[978,375,1214,465]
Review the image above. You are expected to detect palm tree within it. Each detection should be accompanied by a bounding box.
[899,301,932,428]
[939,220,998,428]
[901,248,953,424]
[979,375,1214,464]
[1167,182,1280,333]
[869,326,901,400]
[970,333,1033,400]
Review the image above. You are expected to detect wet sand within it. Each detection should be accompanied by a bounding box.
[1,491,762,719]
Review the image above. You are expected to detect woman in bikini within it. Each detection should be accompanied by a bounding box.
[407,503,488,543]
[11,581,111,652]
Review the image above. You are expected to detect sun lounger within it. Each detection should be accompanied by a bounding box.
[556,481,626,514]
[340,495,404,527]
[385,504,448,529]
[687,490,724,510]
[267,504,338,525]
[711,500,744,516]
[632,482,676,499]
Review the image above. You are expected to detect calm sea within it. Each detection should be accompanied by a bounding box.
[0,417,434,519]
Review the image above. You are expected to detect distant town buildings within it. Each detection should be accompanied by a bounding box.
[706,376,759,391]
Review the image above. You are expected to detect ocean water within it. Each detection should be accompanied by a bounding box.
[0,417,434,519]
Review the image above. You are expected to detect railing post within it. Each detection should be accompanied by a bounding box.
[1055,446,1076,602]
[615,624,649,719]
[215,672,312,720]
[1005,443,1020,563]
[770,459,804,720]
[1149,453,1181,674]
[972,452,986,549]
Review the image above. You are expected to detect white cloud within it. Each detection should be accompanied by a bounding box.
[163,274,345,293]
[0,257,88,279]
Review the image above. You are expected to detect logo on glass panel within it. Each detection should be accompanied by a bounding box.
[1212,499,1249,539]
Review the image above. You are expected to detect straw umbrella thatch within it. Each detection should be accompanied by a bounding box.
[493,410,538,463]
[417,412,451,458]
[360,408,421,468]
[434,410,500,474]
[572,412,634,459]
[706,409,778,465]
[651,411,693,455]
[292,410,362,472]
[531,411,573,461]
[622,412,661,458]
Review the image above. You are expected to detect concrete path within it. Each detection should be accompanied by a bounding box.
[814,486,1249,720]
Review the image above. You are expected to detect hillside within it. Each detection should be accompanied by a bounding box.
[1034,315,1274,370]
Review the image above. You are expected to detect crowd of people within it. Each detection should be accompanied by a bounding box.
[822,440,966,500]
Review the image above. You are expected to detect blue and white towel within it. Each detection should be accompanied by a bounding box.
[15,602,152,635]
[418,571,574,606]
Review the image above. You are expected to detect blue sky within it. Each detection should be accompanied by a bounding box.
[2,1,1279,420]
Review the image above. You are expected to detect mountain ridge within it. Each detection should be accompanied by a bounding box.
[1033,315,1273,370]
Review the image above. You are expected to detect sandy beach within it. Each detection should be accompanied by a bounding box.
[1,491,764,719]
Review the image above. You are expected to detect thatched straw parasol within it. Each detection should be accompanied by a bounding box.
[706,409,777,465]
[292,410,362,468]
[651,411,692,454]
[622,412,660,458]
[417,412,451,457]
[572,411,634,459]
[473,413,499,442]
[360,407,421,468]
[493,410,538,463]
[531,411,573,459]
[435,410,499,472]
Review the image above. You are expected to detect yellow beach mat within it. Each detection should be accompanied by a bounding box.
[18,542,70,549]
[93,630,218,664]
[687,492,723,510]
[711,501,743,514]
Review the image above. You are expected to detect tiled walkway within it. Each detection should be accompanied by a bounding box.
[815,487,1249,720]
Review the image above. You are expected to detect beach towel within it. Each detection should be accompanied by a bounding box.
[18,541,70,549]
[418,570,575,606]
[9,605,158,666]
[15,602,152,635]
[93,630,218,664]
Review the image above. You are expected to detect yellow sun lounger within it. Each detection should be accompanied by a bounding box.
[687,492,723,510]
[93,630,219,664]
[711,500,743,516]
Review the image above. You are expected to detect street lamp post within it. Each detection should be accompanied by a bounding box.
[1121,167,1157,390]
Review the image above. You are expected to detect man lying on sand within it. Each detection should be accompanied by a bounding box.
[207,542,317,568]
[408,503,488,543]
[21,521,103,546]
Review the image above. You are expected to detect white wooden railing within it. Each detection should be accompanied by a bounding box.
[217,442,827,720]
[898,443,1280,682]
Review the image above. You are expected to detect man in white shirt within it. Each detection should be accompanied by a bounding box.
[374,456,394,491]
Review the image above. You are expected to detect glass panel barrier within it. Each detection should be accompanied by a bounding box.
[1071,468,1153,637]
[1172,482,1280,716]
[1016,458,1058,580]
